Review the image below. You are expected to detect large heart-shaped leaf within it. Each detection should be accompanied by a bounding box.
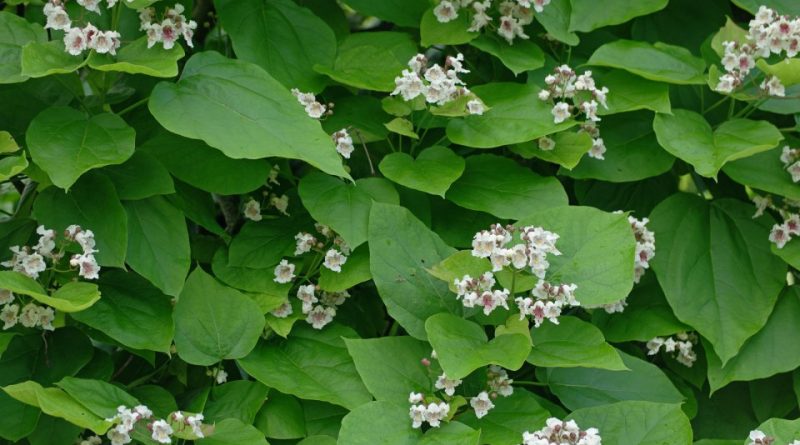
[446,83,576,148]
[173,268,265,365]
[587,40,706,85]
[216,0,335,92]
[569,0,668,32]
[649,194,786,364]
[528,316,627,370]
[238,324,372,409]
[447,154,568,220]
[567,401,692,445]
[26,107,136,190]
[379,146,465,197]
[0,12,46,84]
[653,109,783,178]
[369,202,460,340]
[723,146,800,200]
[149,51,348,178]
[299,173,399,249]
[87,36,184,78]
[425,313,530,380]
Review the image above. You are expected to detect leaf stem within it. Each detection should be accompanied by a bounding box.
[116,97,149,116]
[703,95,729,115]
[514,380,548,387]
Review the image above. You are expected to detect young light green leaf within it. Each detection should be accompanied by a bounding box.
[723,146,800,200]
[567,401,692,445]
[446,154,568,220]
[0,12,46,84]
[528,316,627,370]
[216,0,335,92]
[470,35,545,75]
[588,40,706,85]
[337,401,421,445]
[173,268,265,366]
[535,0,579,45]
[0,155,27,181]
[384,117,419,139]
[379,146,465,197]
[0,271,99,312]
[369,202,460,340]
[757,58,800,86]
[149,51,349,179]
[420,8,477,47]
[649,194,786,364]
[87,36,184,78]
[569,0,668,32]
[237,324,372,409]
[26,107,136,190]
[426,313,530,380]
[0,131,18,153]
[653,109,783,178]
[3,381,110,434]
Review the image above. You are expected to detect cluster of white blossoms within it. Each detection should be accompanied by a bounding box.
[630,216,656,284]
[139,3,197,50]
[331,128,355,159]
[518,280,579,327]
[453,272,509,315]
[747,430,775,445]
[781,146,800,183]
[291,89,331,119]
[409,392,451,429]
[67,225,101,280]
[434,0,551,45]
[2,225,99,281]
[769,212,800,248]
[44,1,122,56]
[521,418,602,445]
[105,405,205,445]
[538,66,609,160]
[392,53,486,114]
[1,296,55,331]
[646,332,698,367]
[715,5,798,95]
[272,283,351,330]
[471,224,561,277]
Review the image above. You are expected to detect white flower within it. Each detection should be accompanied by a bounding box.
[38,307,55,331]
[538,136,555,151]
[468,1,492,32]
[106,427,132,445]
[425,402,450,428]
[752,195,771,218]
[761,75,785,97]
[409,404,427,429]
[243,199,262,221]
[133,405,153,419]
[487,365,514,397]
[75,229,97,253]
[769,223,790,248]
[77,0,102,13]
[21,252,46,279]
[160,18,179,49]
[434,1,459,22]
[44,4,71,30]
[785,214,800,236]
[409,392,424,404]
[581,100,600,122]
[789,161,800,183]
[531,0,551,12]
[467,99,486,115]
[64,27,88,56]
[332,129,354,159]
[297,284,317,305]
[435,373,462,396]
[150,419,173,444]
[391,70,426,101]
[1,304,18,330]
[271,301,293,318]
[214,369,228,384]
[747,430,771,445]
[306,305,335,329]
[115,406,138,431]
[0,290,13,306]
[323,249,347,273]
[646,337,664,355]
[34,226,56,257]
[470,391,495,418]
[551,102,571,123]
[273,259,296,284]
[498,15,528,44]
[294,232,316,255]
[187,414,205,438]
[92,30,121,55]
[270,194,290,215]
[479,289,510,315]
[588,138,606,160]
[70,253,101,280]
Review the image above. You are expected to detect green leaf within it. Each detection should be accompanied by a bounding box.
[369,202,460,340]
[470,35,545,75]
[149,51,348,178]
[723,146,800,200]
[101,151,174,200]
[653,109,783,178]
[567,401,692,445]
[212,248,290,309]
[534,0,579,45]
[774,237,800,271]
[341,0,430,27]
[446,83,576,148]
[528,316,627,370]
[228,217,305,269]
[711,18,748,57]
[705,288,800,392]
[216,0,335,92]
[588,40,706,85]
[238,324,372,409]
[420,8,477,47]
[569,0,668,32]
[55,377,139,419]
[596,70,672,116]
[0,131,18,153]
[173,268,265,365]
[26,107,136,190]
[748,418,800,443]
[337,401,420,445]
[446,154,568,219]
[0,328,92,386]
[87,36,184,78]
[757,58,800,87]
[0,12,46,84]
[201,418,268,445]
[124,196,190,297]
[516,206,637,306]
[2,381,109,434]
[345,336,434,404]
[0,155,27,181]
[0,392,39,441]
[32,172,127,267]
[384,117,419,139]
[731,0,800,15]
[562,111,675,182]
[0,271,99,313]
[321,95,391,143]
[542,351,685,410]
[420,422,481,445]
[314,32,418,92]
[649,194,786,364]
[512,131,593,170]
[255,391,306,439]
[459,389,550,445]
[378,146,465,197]
[318,244,372,292]
[425,313,530,380]
[299,172,399,249]
[140,132,269,195]
[70,270,175,353]
[297,436,337,445]
[204,380,269,424]
[20,41,86,78]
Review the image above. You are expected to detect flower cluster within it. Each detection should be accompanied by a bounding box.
[139,3,197,49]
[66,225,101,280]
[105,405,206,445]
[291,89,331,119]
[646,332,698,367]
[538,66,609,160]
[44,1,122,56]
[331,129,355,159]
[715,5,798,95]
[521,418,602,445]
[517,280,579,327]
[1,299,55,331]
[2,225,99,281]
[629,216,656,285]
[781,145,800,183]
[453,272,510,315]
[487,364,514,397]
[747,430,774,445]
[471,224,561,277]
[273,283,351,330]
[769,212,800,249]
[409,393,451,429]
[434,0,551,45]
[392,53,485,114]
[207,366,228,384]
